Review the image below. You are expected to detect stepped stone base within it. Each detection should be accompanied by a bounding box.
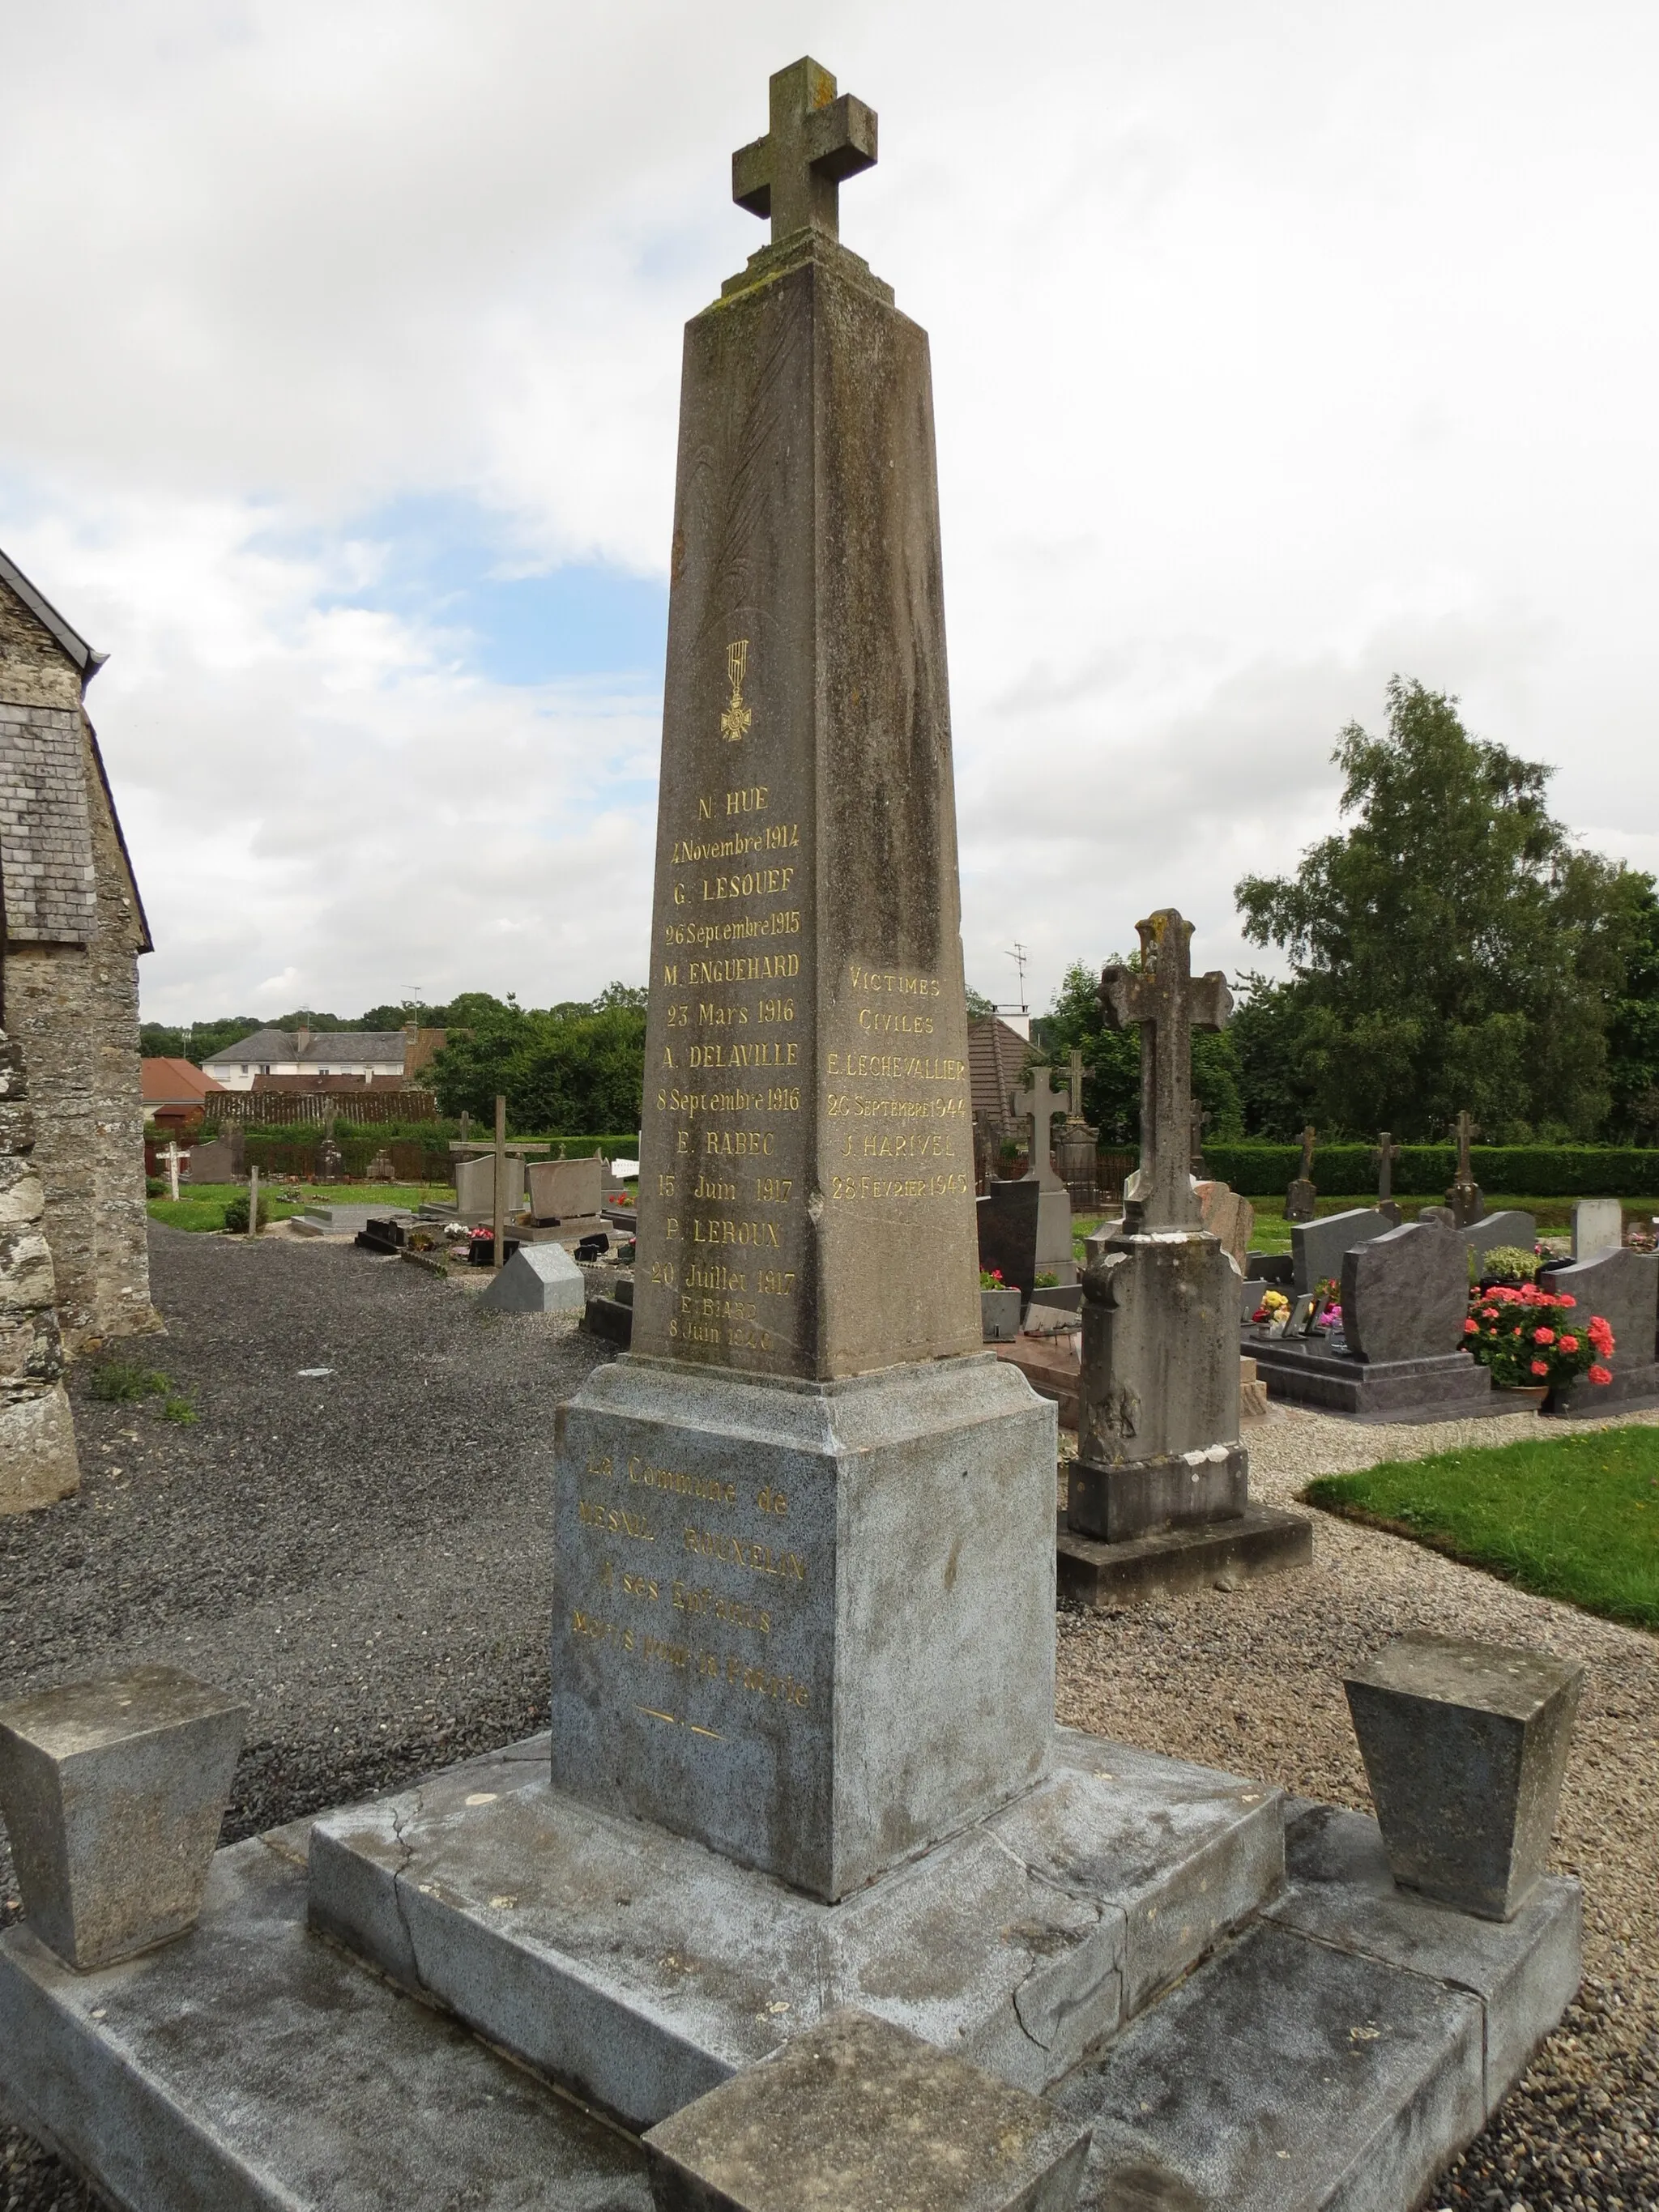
[1057,1506,1313,1607]
[1249,1334,1500,1422]
[1550,1358,1659,1419]
[308,1730,1283,2129]
[0,1741,1579,2212]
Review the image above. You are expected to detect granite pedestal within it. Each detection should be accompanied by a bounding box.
[1247,1333,1499,1421]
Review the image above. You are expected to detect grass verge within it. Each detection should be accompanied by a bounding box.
[1304,1424,1659,1630]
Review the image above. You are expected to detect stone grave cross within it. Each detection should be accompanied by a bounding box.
[1298,1125,1316,1182]
[1067,1047,1086,1123]
[1452,1110,1478,1181]
[160,1140,182,1203]
[1011,1064,1068,1191]
[732,57,877,244]
[1101,909,1231,1230]
[1372,1130,1401,1205]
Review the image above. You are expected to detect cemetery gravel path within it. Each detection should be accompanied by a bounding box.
[2,1238,1655,2209]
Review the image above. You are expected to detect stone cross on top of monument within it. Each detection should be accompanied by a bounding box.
[732,57,878,244]
[1012,1063,1068,1191]
[1101,910,1231,1230]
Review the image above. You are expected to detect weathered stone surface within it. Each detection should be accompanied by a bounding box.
[1341,1217,1469,1364]
[1051,1918,1484,2212]
[1269,1802,1582,2112]
[644,2007,1091,2212]
[551,1351,1055,1900]
[295,1203,414,1235]
[979,1176,1042,1303]
[1284,1176,1316,1222]
[1195,1180,1252,1269]
[528,1153,603,1222]
[0,1386,79,1512]
[0,1665,245,1968]
[0,1838,652,2211]
[982,1284,1021,1340]
[1068,1443,1246,1542]
[480,1240,586,1315]
[1056,1507,1312,1608]
[1076,1234,1240,1470]
[307,1730,1282,2128]
[1290,1207,1392,1296]
[1572,1196,1623,1261]
[1343,1631,1584,1920]
[630,151,979,1383]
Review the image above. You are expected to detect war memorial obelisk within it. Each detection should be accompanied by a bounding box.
[551,57,1056,1903]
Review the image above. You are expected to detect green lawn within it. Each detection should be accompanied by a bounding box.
[1305,1426,1659,1630]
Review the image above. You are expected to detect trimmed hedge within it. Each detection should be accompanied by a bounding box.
[1201,1143,1659,1200]
[237,1129,640,1183]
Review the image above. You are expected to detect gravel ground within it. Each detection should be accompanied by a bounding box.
[2,1235,1656,2207]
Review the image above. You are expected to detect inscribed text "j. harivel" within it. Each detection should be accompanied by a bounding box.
[571,1452,812,1724]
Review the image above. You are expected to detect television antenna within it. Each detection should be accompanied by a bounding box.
[1004,942,1030,1017]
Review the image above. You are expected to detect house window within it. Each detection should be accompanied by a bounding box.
[241,1064,249,1073]
[260,1064,271,1074]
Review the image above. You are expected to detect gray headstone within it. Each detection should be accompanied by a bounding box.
[1572,1198,1623,1262]
[454,1153,525,1222]
[1341,1219,1468,1364]
[1543,1245,1659,1368]
[644,2007,1090,2212]
[480,1242,586,1315]
[1284,1178,1316,1222]
[1464,1211,1537,1264]
[0,1667,245,1970]
[1344,1632,1584,1920]
[527,1155,603,1223]
[1290,1207,1393,1295]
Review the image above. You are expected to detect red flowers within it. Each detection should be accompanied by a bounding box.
[1559,1334,1579,1353]
[1588,1315,1615,1355]
[1589,1363,1614,1386]
[1530,1359,1550,1377]
[1463,1317,1478,1334]
[1466,1282,1618,1396]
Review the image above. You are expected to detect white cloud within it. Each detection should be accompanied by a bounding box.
[1,0,1655,1019]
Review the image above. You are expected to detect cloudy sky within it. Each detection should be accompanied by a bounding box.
[2,1,1654,1025]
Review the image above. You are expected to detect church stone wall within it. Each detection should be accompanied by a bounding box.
[1,584,156,1347]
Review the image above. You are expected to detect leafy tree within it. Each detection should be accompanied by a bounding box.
[1606,876,1659,1140]
[1236,678,1640,1141]
[426,989,646,1132]
[1033,958,1243,1146]
[965,985,997,1019]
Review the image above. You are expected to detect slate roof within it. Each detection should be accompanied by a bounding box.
[203,1029,411,1070]
[0,549,105,678]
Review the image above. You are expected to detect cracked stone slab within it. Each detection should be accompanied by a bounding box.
[0,1835,653,2212]
[1051,1919,1486,2212]
[1267,1801,1582,2113]
[308,1728,1282,2131]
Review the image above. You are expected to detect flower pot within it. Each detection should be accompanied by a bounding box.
[1495,1385,1548,1410]
[981,1286,1021,1342]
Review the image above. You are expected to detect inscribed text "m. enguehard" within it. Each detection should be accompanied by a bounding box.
[649,731,970,1363]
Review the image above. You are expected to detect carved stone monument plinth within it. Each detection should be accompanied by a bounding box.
[1060,911,1310,1604]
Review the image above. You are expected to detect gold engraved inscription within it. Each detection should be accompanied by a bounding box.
[683,1525,807,1580]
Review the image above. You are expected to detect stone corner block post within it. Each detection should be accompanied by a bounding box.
[1343,1630,1584,1921]
[643,2005,1091,2212]
[0,1665,247,1968]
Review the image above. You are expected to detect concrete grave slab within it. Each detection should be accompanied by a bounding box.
[1344,1631,1584,1920]
[455,1152,525,1223]
[1269,1802,1582,2112]
[0,1837,653,2212]
[644,2006,1091,2212]
[295,1204,415,1236]
[1056,1507,1312,1607]
[0,1665,245,1969]
[1050,1918,1485,2212]
[1247,1335,1497,1422]
[479,1239,586,1315]
[528,1153,603,1223]
[306,1730,1283,2131]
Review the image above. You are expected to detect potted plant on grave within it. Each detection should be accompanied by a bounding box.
[1310,1276,1342,1335]
[1463,1281,1614,1409]
[1250,1288,1291,1333]
[980,1267,1021,1343]
[1472,1243,1541,1291]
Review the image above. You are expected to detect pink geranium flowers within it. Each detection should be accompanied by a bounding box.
[1465,1278,1616,1398]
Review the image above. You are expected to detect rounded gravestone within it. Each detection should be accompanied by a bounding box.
[1341,1220,1468,1365]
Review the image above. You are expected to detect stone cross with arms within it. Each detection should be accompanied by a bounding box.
[1372,1130,1401,1205]
[731,58,877,243]
[1011,1063,1068,1191]
[1101,910,1231,1230]
[1066,1048,1086,1123]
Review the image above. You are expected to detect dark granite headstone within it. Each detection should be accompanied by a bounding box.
[1290,1208,1392,1296]
[1540,1245,1659,1413]
[1341,1219,1468,1364]
[1344,1632,1584,1920]
[977,1177,1041,1306]
[1464,1211,1537,1269]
